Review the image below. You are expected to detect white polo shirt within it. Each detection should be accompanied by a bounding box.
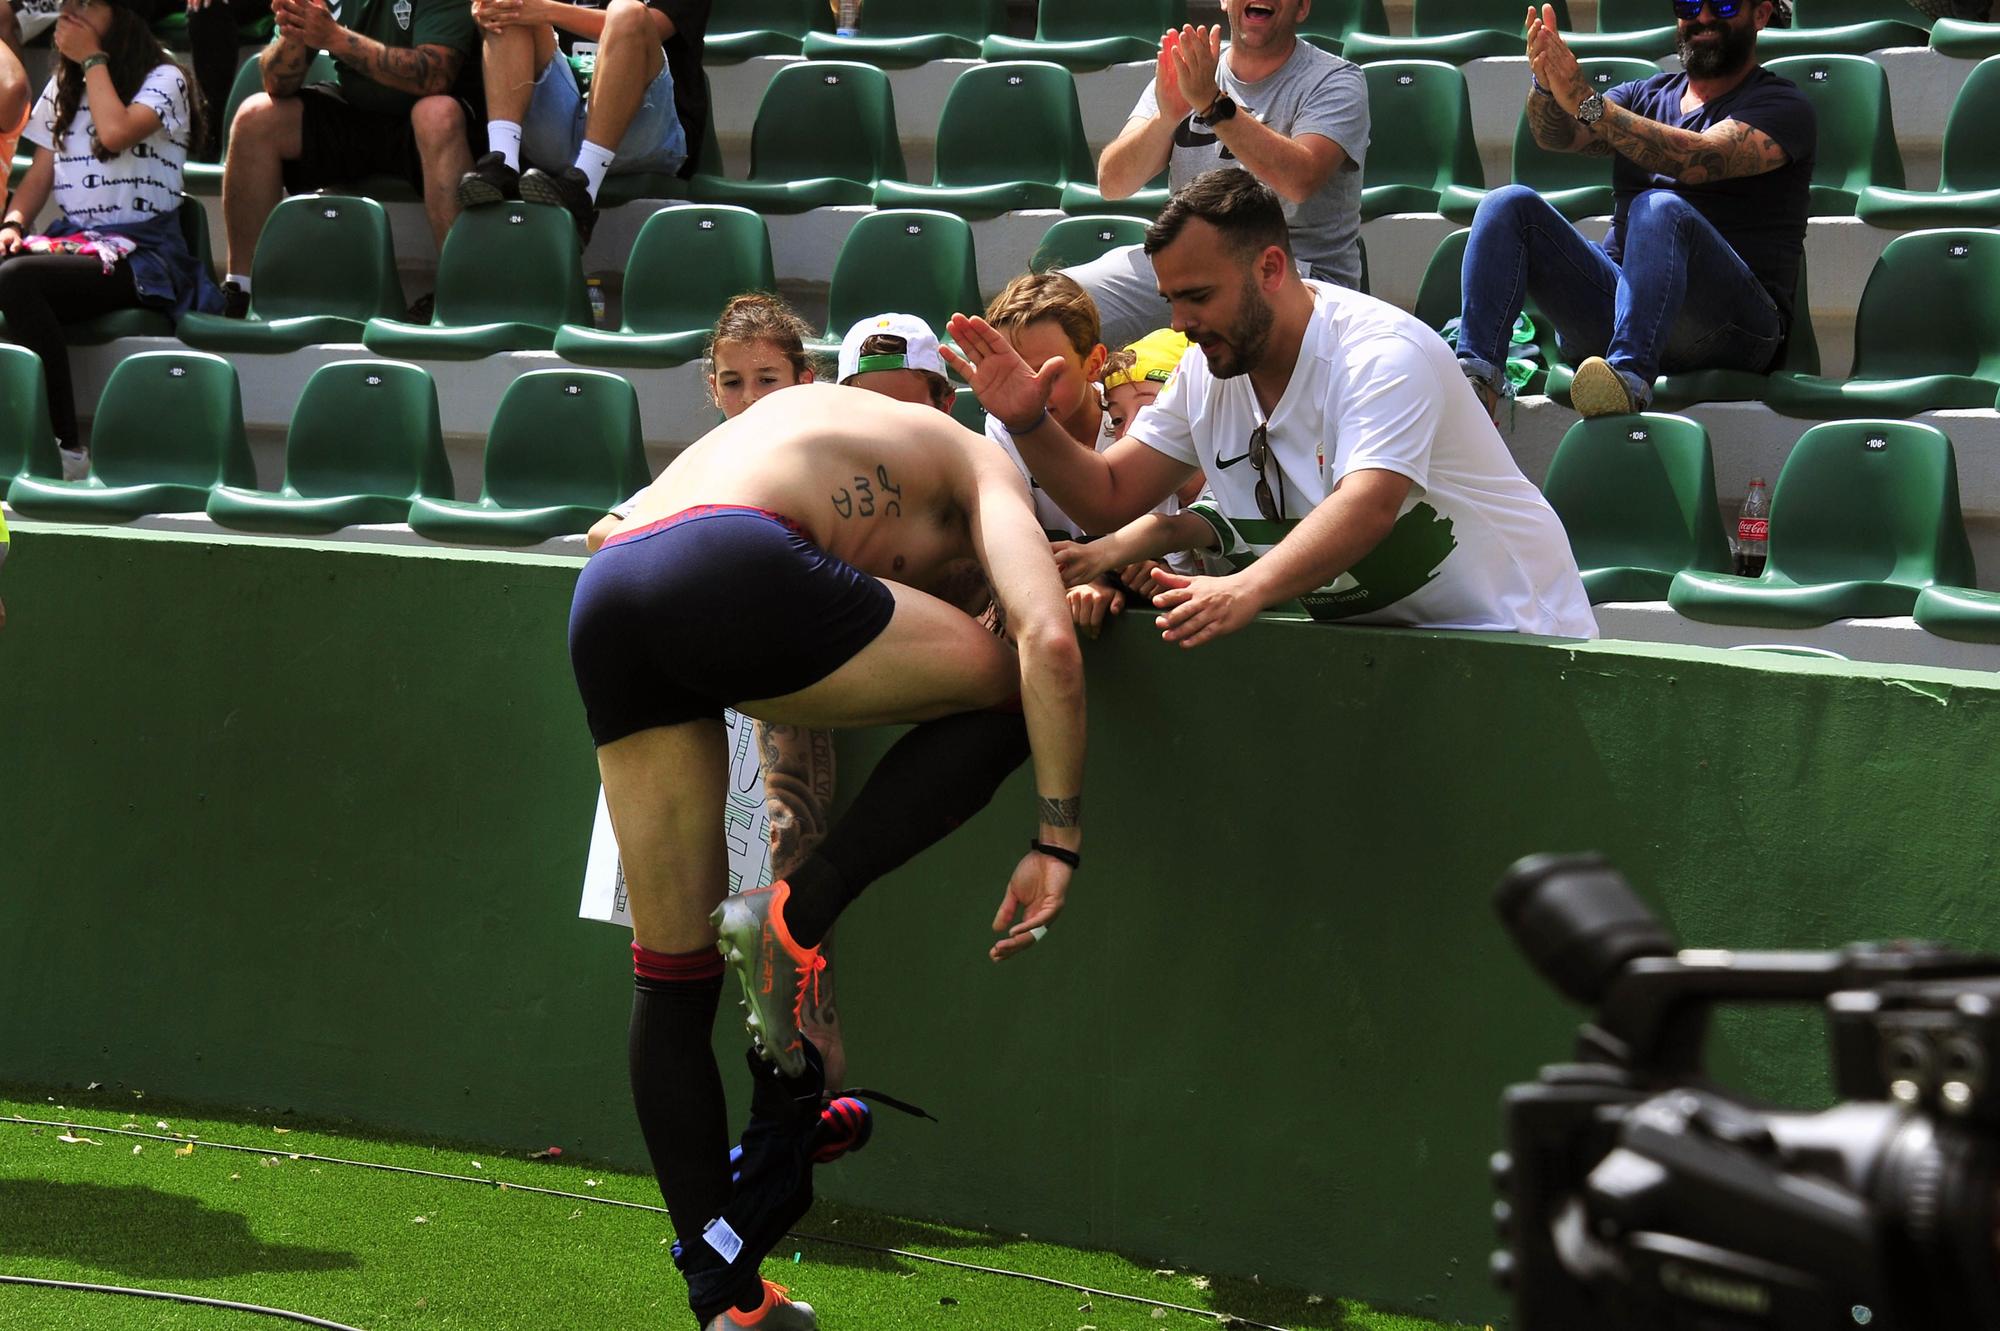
[1126,281,1595,637]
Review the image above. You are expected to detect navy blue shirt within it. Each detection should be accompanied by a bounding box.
[1602,67,1816,333]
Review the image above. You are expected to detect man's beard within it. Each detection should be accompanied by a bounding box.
[1199,285,1276,379]
[1677,17,1757,77]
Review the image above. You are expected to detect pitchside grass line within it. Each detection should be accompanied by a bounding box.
[0,1086,1465,1331]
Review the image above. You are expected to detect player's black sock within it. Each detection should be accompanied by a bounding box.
[627,944,757,1321]
[781,705,1031,948]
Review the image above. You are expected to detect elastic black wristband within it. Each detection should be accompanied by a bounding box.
[1029,839,1081,870]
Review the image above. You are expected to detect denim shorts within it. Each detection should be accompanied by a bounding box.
[522,48,686,177]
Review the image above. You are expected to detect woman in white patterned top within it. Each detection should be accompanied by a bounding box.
[0,0,219,470]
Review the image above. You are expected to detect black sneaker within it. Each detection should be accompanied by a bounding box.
[518,165,599,245]
[455,151,520,210]
[220,281,250,320]
[404,292,436,325]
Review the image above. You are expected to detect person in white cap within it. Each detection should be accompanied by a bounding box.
[836,311,957,412]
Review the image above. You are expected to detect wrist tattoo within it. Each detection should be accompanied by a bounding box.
[1037,794,1082,828]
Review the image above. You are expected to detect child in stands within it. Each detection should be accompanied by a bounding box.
[0,0,218,475]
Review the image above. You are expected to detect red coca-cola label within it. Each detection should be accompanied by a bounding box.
[1737,518,1769,542]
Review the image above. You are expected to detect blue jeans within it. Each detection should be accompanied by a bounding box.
[1456,185,1783,407]
[522,48,687,177]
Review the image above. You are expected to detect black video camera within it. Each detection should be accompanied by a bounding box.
[1492,853,2000,1329]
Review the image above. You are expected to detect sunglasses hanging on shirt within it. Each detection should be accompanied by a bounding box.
[1248,422,1285,523]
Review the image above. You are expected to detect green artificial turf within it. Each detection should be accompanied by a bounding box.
[0,1085,1468,1331]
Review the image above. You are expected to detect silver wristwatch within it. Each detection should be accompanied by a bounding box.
[1575,92,1607,126]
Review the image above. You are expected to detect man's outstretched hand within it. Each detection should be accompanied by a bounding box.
[1151,568,1268,647]
[990,849,1071,962]
[941,314,1063,433]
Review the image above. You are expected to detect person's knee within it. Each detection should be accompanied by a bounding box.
[409,95,466,157]
[1623,188,1698,239]
[228,93,281,152]
[1470,182,1552,232]
[601,0,655,46]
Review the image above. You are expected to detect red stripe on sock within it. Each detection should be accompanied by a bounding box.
[632,942,724,982]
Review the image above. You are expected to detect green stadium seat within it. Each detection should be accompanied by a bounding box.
[184,55,276,188]
[874,63,1095,216]
[1667,420,1975,628]
[1762,55,1903,216]
[1544,259,1820,409]
[1299,0,1390,55]
[361,202,590,360]
[1565,0,1675,57]
[1912,585,2000,642]
[1342,0,1571,64]
[1756,0,1930,57]
[1931,17,2000,57]
[1031,214,1151,272]
[1541,413,1732,603]
[151,9,272,47]
[1359,62,1481,217]
[692,62,903,213]
[6,351,252,520]
[554,205,776,368]
[1855,55,2000,228]
[705,0,824,61]
[1766,230,2000,418]
[206,361,453,534]
[983,0,1187,70]
[1439,58,1657,224]
[819,209,983,346]
[1060,175,1168,218]
[1414,228,1560,395]
[408,369,650,545]
[178,195,403,352]
[802,0,1008,66]
[0,345,60,481]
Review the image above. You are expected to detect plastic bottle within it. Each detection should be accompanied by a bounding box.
[586,277,607,328]
[837,0,861,36]
[1734,478,1769,577]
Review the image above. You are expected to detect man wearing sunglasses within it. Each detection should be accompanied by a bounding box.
[1455,0,1815,419]
[947,168,1596,648]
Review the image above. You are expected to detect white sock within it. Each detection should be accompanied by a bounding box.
[574,140,616,201]
[487,120,522,172]
[225,273,251,292]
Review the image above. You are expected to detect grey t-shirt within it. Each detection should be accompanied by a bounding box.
[1131,39,1370,289]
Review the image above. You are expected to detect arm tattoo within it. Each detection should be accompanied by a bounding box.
[338,34,462,96]
[757,722,837,878]
[1526,91,1588,153]
[1590,108,1785,184]
[262,39,312,96]
[1037,795,1082,828]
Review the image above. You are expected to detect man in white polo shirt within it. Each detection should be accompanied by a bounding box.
[946,168,1595,646]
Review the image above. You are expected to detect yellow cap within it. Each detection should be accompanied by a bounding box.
[1102,328,1191,392]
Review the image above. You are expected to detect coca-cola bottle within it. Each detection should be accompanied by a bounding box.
[1735,478,1769,577]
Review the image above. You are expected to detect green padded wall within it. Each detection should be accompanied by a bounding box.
[3,524,1999,1324]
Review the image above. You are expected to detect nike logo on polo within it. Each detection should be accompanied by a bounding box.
[1215,452,1251,469]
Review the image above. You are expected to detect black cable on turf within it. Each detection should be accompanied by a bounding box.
[2,1116,1295,1331]
[0,1274,369,1330]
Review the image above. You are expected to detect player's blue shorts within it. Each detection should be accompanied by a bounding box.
[568,505,896,746]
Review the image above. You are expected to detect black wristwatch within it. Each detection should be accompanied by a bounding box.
[1575,92,1607,126]
[1197,93,1238,126]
